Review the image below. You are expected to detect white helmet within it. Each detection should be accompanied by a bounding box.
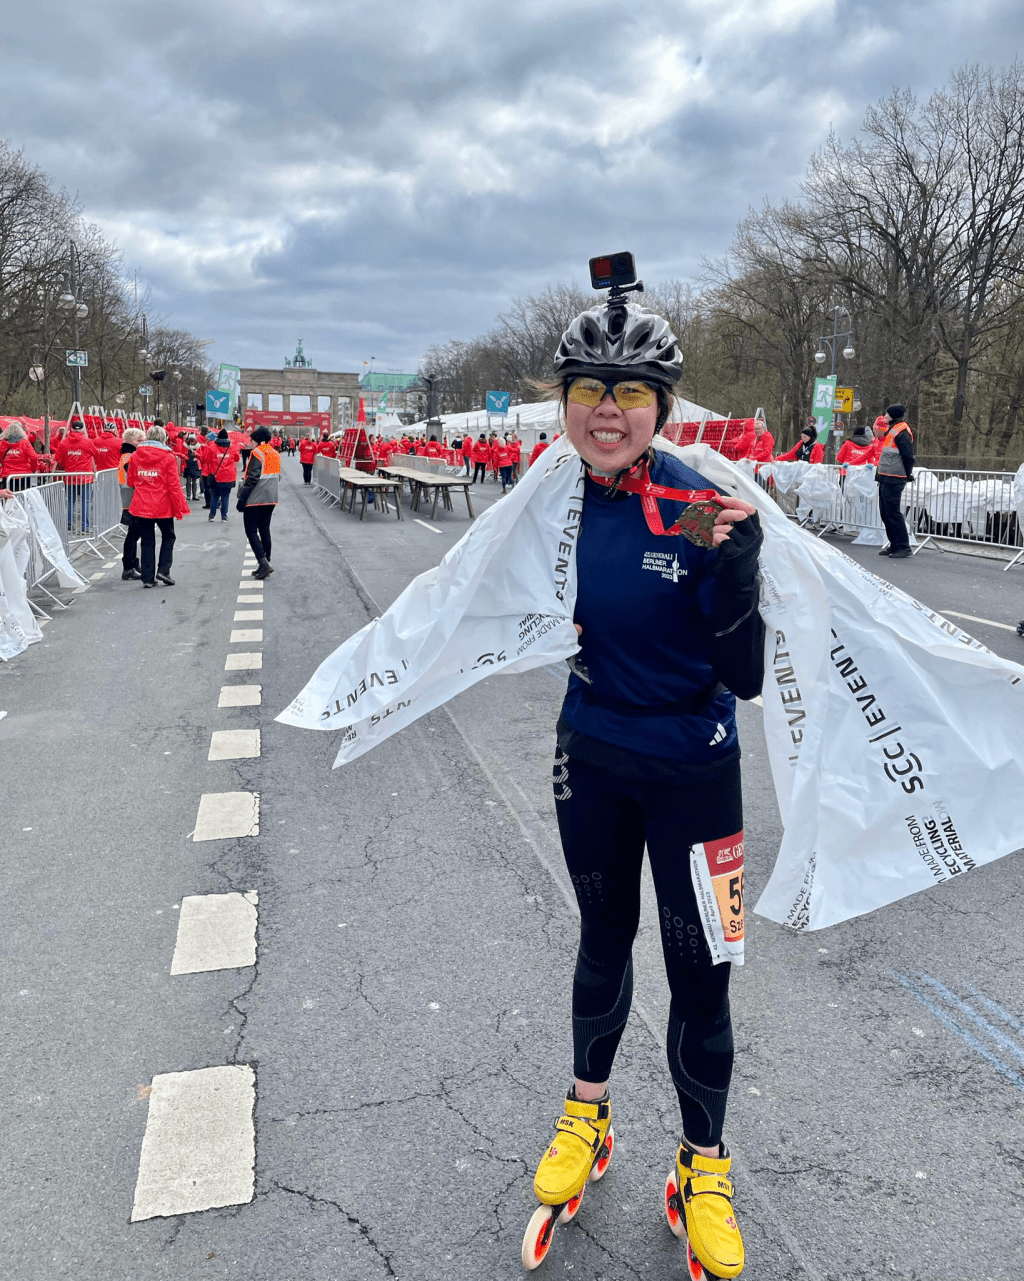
[554,301,681,386]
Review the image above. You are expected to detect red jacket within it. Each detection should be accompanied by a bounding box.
[461,437,473,458]
[54,432,98,483]
[494,442,512,467]
[127,443,190,519]
[743,430,775,462]
[319,440,337,459]
[837,437,881,467]
[0,438,39,478]
[210,439,242,483]
[298,438,318,464]
[528,441,550,466]
[471,439,491,464]
[423,441,442,457]
[93,433,122,470]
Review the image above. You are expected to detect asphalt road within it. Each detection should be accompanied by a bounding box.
[2,458,1023,1281]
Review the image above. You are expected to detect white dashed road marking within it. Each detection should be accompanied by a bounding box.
[130,1064,255,1221]
[237,595,263,604]
[230,629,263,643]
[90,572,105,581]
[414,519,442,533]
[170,891,258,974]
[942,609,1017,633]
[209,729,261,760]
[103,561,117,568]
[219,685,261,707]
[234,611,264,622]
[193,792,259,841]
[225,653,262,671]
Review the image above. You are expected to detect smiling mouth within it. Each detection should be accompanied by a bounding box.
[590,430,626,444]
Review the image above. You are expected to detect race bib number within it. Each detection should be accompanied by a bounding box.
[689,831,745,966]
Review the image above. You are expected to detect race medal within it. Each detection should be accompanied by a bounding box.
[676,500,719,548]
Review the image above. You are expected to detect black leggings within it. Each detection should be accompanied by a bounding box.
[243,506,274,561]
[553,751,742,1146]
[473,461,488,483]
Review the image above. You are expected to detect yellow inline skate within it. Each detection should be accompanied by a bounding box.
[664,1137,744,1279]
[521,1090,614,1270]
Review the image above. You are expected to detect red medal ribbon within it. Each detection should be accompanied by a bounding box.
[587,462,721,539]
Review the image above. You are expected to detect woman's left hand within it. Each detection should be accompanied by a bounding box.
[711,497,758,548]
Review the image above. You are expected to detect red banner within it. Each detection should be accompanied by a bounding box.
[243,410,331,432]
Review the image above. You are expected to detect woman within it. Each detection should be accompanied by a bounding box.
[523,293,763,1281]
[208,427,240,521]
[495,435,514,492]
[774,422,823,463]
[237,426,279,579]
[183,436,202,501]
[470,434,490,483]
[0,422,40,491]
[118,427,146,580]
[126,425,189,586]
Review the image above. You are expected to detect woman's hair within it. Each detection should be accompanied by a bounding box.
[123,427,145,445]
[532,376,676,432]
[2,421,26,442]
[147,424,168,443]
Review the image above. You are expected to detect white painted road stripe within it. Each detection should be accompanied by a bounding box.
[90,572,105,581]
[219,684,261,707]
[414,519,442,533]
[237,594,264,604]
[103,561,117,568]
[209,729,261,760]
[225,653,262,671]
[238,581,255,589]
[130,1064,255,1221]
[233,610,264,622]
[193,792,259,841]
[943,609,1018,633]
[230,628,263,642]
[170,891,258,974]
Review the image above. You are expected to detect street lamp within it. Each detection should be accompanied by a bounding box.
[59,241,89,409]
[813,306,856,461]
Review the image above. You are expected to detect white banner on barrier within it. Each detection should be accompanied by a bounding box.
[280,437,1024,932]
[21,489,89,589]
[0,499,44,660]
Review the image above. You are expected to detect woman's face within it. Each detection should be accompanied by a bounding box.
[565,380,659,472]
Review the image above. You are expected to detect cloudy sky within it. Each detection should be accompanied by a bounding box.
[2,0,1021,376]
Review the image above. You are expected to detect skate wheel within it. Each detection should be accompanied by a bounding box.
[589,1126,614,1182]
[558,1186,585,1224]
[685,1241,707,1281]
[665,1169,687,1239]
[522,1204,557,1270]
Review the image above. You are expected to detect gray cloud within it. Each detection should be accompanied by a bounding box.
[2,0,1020,376]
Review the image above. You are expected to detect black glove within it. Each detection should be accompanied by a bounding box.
[235,498,246,512]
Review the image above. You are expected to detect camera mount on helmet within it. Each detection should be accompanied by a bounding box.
[589,253,644,316]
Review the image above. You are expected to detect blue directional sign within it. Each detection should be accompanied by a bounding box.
[486,390,511,416]
[206,389,231,419]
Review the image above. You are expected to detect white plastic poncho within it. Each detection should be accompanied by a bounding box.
[279,436,1024,931]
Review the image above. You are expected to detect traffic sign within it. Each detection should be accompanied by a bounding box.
[206,389,231,419]
[486,390,511,416]
[139,385,152,398]
[834,386,854,412]
[66,350,89,367]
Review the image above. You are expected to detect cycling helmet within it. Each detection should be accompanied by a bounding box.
[554,301,681,387]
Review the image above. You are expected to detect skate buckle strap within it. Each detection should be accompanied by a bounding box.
[686,1174,734,1201]
[553,1114,600,1151]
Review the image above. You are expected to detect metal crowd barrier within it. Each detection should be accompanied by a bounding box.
[750,461,1024,567]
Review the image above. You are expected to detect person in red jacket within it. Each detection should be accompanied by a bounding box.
[298,433,318,484]
[54,419,99,532]
[837,422,882,468]
[734,418,775,463]
[461,434,473,475]
[0,423,39,490]
[93,423,122,472]
[208,427,241,521]
[775,423,824,464]
[423,435,442,458]
[126,425,190,586]
[471,433,491,483]
[494,436,514,491]
[320,436,338,460]
[198,430,218,508]
[528,433,550,467]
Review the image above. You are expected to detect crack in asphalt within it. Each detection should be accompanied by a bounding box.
[269,1182,398,1277]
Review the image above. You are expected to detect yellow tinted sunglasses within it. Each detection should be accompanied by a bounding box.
[567,377,657,410]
